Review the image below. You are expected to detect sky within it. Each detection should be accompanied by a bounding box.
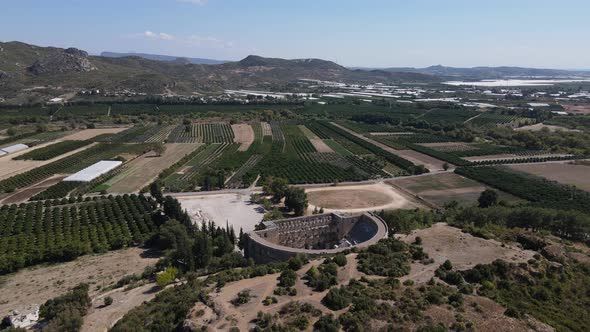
[0,0,589,69]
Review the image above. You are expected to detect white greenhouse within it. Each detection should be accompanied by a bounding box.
[63,160,123,182]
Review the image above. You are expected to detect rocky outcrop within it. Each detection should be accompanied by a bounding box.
[27,47,96,75]
[0,71,10,79]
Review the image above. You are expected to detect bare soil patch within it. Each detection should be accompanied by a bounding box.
[422,295,554,332]
[62,127,129,140]
[309,138,334,153]
[232,124,255,151]
[107,143,201,193]
[82,282,163,332]
[0,248,160,318]
[306,182,423,213]
[205,255,360,331]
[398,223,536,284]
[0,174,67,204]
[509,162,590,192]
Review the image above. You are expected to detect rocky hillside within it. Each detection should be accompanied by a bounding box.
[0,41,439,99]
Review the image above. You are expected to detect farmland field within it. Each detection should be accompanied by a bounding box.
[390,172,523,207]
[106,143,201,193]
[509,162,590,192]
[231,124,255,151]
[61,127,129,141]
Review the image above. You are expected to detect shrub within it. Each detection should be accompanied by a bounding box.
[104,296,113,306]
[332,254,347,267]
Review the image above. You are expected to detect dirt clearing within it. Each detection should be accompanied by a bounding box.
[562,103,590,114]
[0,247,160,318]
[107,143,200,193]
[176,192,264,232]
[306,182,423,213]
[509,162,590,192]
[62,127,129,140]
[309,138,334,153]
[232,124,255,151]
[398,223,536,284]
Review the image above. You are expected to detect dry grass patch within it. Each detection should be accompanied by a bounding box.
[0,247,160,317]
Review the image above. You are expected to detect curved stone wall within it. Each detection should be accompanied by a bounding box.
[244,212,388,264]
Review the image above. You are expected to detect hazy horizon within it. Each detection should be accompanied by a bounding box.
[1,0,589,69]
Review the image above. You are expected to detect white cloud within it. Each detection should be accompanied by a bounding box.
[177,0,208,5]
[143,31,175,41]
[127,31,232,48]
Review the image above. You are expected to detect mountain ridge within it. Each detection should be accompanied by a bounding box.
[0,41,439,99]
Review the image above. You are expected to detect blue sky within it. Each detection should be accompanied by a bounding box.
[0,0,588,68]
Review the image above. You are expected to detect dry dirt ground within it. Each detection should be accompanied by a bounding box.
[0,142,97,181]
[61,127,129,140]
[330,122,447,171]
[232,124,255,151]
[200,230,545,331]
[0,248,160,318]
[298,125,335,153]
[203,255,361,331]
[509,162,590,192]
[82,282,163,332]
[463,153,570,162]
[261,122,272,136]
[107,143,200,193]
[0,174,67,204]
[390,172,522,207]
[305,182,424,213]
[398,223,536,284]
[515,123,580,132]
[176,192,264,232]
[422,295,554,332]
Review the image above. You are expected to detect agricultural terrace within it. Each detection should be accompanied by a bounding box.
[160,121,415,192]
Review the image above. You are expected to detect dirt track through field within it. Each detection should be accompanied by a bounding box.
[232,124,255,151]
[62,127,129,140]
[107,143,201,193]
[0,175,67,204]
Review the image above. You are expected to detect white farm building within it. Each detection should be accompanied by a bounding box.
[63,160,122,182]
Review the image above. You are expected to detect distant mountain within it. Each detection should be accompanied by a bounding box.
[0,41,439,100]
[100,51,227,65]
[377,65,589,79]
